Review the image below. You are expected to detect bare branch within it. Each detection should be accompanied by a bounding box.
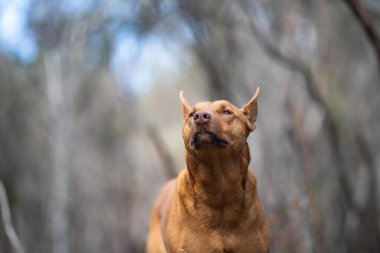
[241,3,380,250]
[147,125,177,179]
[285,98,318,253]
[0,181,24,253]
[240,3,355,211]
[343,0,380,72]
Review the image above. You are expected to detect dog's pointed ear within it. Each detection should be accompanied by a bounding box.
[179,90,192,118]
[241,87,260,132]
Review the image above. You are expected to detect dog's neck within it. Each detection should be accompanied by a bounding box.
[183,142,252,227]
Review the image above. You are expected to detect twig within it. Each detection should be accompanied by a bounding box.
[0,181,24,253]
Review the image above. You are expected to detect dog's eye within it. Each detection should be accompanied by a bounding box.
[222,109,232,115]
[189,111,195,117]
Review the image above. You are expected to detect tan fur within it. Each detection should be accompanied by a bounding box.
[147,88,269,253]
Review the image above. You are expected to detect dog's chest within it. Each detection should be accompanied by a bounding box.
[171,230,240,253]
[168,224,266,253]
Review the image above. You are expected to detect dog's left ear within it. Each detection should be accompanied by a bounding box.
[241,87,260,132]
[179,90,192,119]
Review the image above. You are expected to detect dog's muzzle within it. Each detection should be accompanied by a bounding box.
[190,130,229,149]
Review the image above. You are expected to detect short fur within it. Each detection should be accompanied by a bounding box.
[146,88,269,253]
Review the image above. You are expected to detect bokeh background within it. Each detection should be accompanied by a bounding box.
[0,0,380,252]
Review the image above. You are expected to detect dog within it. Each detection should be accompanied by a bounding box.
[146,87,269,253]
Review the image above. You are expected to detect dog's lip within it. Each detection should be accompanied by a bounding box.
[190,130,230,149]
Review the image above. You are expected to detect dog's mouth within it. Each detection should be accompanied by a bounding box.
[190,130,229,149]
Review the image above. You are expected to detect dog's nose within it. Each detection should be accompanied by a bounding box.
[193,110,211,125]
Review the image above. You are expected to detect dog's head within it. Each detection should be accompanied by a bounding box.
[180,88,260,155]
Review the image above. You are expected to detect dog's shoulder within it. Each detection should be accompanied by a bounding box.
[155,169,188,218]
[155,178,176,216]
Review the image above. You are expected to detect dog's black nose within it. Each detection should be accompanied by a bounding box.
[193,110,211,125]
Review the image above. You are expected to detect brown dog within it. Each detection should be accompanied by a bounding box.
[146,88,269,253]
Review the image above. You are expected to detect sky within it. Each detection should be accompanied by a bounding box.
[0,0,38,63]
[0,0,185,95]
[110,30,185,95]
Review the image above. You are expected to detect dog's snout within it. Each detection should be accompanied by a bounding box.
[193,110,211,125]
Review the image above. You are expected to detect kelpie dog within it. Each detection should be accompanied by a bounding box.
[146,88,269,253]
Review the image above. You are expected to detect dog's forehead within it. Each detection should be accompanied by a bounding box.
[193,100,238,110]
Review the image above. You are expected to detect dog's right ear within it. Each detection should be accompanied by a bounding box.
[179,90,192,118]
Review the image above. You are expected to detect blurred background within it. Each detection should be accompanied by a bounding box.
[0,0,379,252]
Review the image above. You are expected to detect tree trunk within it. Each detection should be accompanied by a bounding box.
[44,50,70,253]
